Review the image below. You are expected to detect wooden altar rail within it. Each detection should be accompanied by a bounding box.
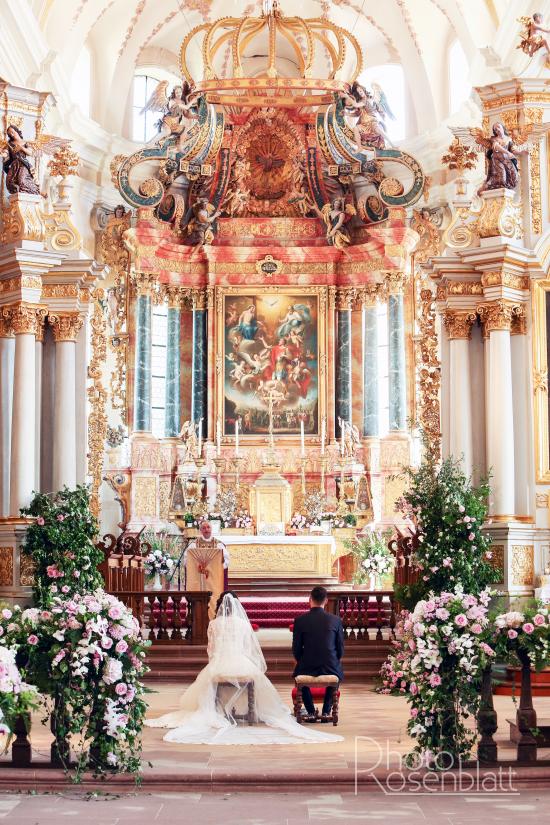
[114,591,211,645]
[326,591,396,643]
[476,654,550,765]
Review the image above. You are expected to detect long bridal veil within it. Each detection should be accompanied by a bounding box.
[146,592,343,745]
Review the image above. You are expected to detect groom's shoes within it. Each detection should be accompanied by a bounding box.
[320,714,332,723]
[303,713,317,723]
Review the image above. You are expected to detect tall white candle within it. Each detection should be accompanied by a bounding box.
[321,417,326,455]
[197,418,203,458]
[235,417,240,457]
[300,419,305,457]
[216,417,221,457]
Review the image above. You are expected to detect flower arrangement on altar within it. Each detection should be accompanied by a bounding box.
[345,530,394,587]
[490,604,550,671]
[0,591,149,778]
[235,511,253,530]
[214,488,237,526]
[142,530,177,579]
[20,486,104,605]
[289,512,311,531]
[381,588,495,765]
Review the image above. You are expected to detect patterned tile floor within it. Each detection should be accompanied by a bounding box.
[1,789,550,824]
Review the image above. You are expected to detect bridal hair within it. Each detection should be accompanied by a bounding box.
[310,586,328,605]
[215,590,239,614]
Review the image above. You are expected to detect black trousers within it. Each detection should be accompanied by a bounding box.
[301,685,335,715]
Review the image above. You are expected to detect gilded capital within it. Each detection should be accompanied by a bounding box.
[336,287,361,311]
[361,285,380,308]
[191,288,207,311]
[383,271,406,294]
[133,272,157,297]
[0,313,13,339]
[48,312,84,342]
[7,304,48,336]
[477,300,522,334]
[443,310,476,340]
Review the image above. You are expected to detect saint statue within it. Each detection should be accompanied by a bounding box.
[1,125,41,195]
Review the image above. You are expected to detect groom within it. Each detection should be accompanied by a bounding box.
[292,586,344,722]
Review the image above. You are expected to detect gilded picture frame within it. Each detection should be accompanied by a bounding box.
[215,285,327,445]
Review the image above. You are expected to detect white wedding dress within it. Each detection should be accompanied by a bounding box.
[146,593,343,745]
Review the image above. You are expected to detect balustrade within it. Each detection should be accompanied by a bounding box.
[116,590,210,645]
[326,591,396,643]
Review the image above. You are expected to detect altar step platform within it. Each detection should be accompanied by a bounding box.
[144,638,391,683]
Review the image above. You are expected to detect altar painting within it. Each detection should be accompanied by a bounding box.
[223,293,319,436]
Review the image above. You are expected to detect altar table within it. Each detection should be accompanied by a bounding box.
[223,535,336,579]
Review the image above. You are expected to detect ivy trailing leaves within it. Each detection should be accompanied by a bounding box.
[20,486,104,606]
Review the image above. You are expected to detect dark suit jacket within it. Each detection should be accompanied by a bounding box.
[292,607,344,680]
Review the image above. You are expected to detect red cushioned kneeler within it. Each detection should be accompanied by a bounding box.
[291,687,340,701]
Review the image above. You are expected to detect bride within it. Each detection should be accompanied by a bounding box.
[146,592,343,745]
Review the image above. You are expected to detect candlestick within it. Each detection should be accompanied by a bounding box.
[235,418,240,457]
[216,417,221,458]
[213,455,225,488]
[320,455,327,496]
[197,418,203,458]
[233,454,244,490]
[300,420,305,457]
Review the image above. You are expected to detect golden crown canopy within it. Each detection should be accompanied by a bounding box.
[180,1,363,109]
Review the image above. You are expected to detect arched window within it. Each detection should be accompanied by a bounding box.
[448,40,471,114]
[70,46,92,117]
[359,64,406,142]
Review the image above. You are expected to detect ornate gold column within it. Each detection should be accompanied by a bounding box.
[7,304,47,515]
[49,313,84,490]
[477,300,521,518]
[443,309,476,476]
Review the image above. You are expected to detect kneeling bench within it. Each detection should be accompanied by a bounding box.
[214,677,256,726]
[293,674,340,726]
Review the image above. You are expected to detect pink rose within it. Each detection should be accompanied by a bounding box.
[442,558,452,568]
[429,674,442,687]
[108,606,123,621]
[115,640,128,654]
[115,682,128,696]
[471,623,483,635]
[533,614,545,627]
[57,514,65,522]
[480,642,495,656]
[27,634,38,645]
[61,586,70,594]
[46,566,57,579]
[454,614,468,627]
[1,609,12,620]
[50,585,58,593]
[410,708,418,718]
[101,637,113,650]
[508,629,518,639]
[523,623,535,634]
[468,533,475,541]
[36,517,45,526]
[73,570,80,579]
[410,682,418,695]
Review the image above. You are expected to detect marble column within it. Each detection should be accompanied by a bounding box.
[9,305,46,515]
[443,310,475,476]
[165,289,181,438]
[335,291,353,434]
[0,317,14,517]
[34,317,46,493]
[387,280,407,432]
[479,301,517,517]
[362,297,379,438]
[191,290,208,441]
[134,278,152,432]
[50,313,83,491]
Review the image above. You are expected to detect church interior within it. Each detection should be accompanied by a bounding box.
[4,0,550,820]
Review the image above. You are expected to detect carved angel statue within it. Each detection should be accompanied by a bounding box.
[342,81,395,150]
[318,197,356,249]
[180,197,221,249]
[140,79,199,140]
[517,14,550,59]
[179,420,198,463]
[1,124,70,196]
[450,121,550,196]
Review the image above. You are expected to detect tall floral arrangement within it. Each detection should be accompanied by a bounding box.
[20,486,103,607]
[382,589,495,765]
[394,452,499,609]
[0,592,149,778]
[345,530,394,585]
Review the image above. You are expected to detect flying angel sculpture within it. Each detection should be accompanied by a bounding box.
[450,121,550,195]
[342,81,395,150]
[140,79,199,143]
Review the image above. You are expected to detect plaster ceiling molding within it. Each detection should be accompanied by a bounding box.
[136,46,180,79]
[118,0,148,59]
